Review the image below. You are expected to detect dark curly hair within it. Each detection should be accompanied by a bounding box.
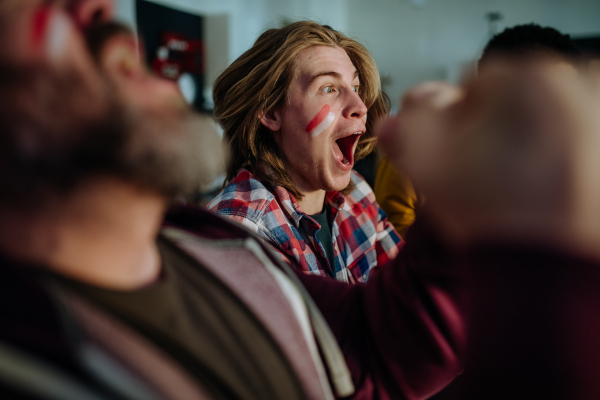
[480,23,582,67]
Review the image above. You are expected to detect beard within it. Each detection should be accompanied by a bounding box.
[115,103,224,200]
[0,23,220,206]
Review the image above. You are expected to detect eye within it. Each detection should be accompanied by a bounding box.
[322,86,334,94]
[352,85,360,93]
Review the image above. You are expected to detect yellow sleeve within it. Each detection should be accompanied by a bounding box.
[373,158,421,239]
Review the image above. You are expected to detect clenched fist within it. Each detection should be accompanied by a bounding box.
[378,55,600,259]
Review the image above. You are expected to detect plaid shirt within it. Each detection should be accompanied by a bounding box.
[206,169,402,284]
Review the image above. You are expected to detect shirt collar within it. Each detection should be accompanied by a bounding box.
[325,191,345,211]
[272,186,345,230]
[271,185,305,228]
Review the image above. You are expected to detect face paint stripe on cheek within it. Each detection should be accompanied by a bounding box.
[31,6,52,47]
[306,104,335,137]
[306,104,330,133]
[46,12,70,61]
[312,111,335,137]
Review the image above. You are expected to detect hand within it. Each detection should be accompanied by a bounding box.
[378,56,600,258]
[377,81,463,194]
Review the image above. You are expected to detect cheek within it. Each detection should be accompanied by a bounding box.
[46,13,71,61]
[30,8,71,61]
[305,104,335,137]
[31,6,52,48]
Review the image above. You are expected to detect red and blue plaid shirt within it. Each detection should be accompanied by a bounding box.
[206,169,403,284]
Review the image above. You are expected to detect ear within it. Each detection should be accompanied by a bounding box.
[259,108,282,132]
[100,33,144,81]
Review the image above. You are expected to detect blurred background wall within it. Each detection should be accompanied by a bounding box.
[114,0,600,109]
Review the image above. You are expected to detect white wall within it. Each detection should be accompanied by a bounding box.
[344,0,600,108]
[114,0,600,108]
[114,0,265,103]
[113,0,137,29]
[114,0,350,103]
[260,0,347,33]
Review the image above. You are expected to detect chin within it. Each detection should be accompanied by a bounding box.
[326,173,352,192]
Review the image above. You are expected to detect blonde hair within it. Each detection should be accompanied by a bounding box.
[213,21,389,200]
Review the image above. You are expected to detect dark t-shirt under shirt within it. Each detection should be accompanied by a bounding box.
[48,236,307,400]
[310,206,335,275]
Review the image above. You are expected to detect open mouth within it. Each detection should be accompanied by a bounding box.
[334,132,363,166]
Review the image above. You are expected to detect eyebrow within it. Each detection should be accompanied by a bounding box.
[309,70,359,85]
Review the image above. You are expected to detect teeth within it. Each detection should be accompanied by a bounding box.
[342,155,350,165]
[354,132,361,135]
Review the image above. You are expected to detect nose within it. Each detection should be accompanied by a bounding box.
[343,89,368,121]
[67,0,114,30]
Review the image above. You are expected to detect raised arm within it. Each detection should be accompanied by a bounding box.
[297,216,464,399]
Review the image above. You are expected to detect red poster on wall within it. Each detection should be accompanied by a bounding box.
[151,31,204,80]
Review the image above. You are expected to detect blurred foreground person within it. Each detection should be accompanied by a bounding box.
[374,23,582,240]
[479,23,582,68]
[0,1,463,399]
[206,22,401,283]
[379,56,600,398]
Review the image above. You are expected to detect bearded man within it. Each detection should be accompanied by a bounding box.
[0,1,464,399]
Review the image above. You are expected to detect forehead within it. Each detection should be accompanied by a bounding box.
[550,60,578,78]
[0,0,71,20]
[294,45,358,83]
[4,0,70,8]
[0,0,45,30]
[1,0,43,16]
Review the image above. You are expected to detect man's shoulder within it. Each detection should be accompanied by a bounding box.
[205,169,277,222]
[166,204,255,241]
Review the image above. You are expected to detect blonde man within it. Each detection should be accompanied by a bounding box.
[207,22,402,283]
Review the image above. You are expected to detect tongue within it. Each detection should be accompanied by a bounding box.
[333,141,345,163]
[335,135,356,165]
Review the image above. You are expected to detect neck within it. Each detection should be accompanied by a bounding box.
[297,189,326,215]
[0,178,167,290]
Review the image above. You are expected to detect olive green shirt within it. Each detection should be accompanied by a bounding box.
[310,206,335,275]
[50,236,306,400]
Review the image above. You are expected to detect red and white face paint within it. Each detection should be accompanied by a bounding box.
[31,6,70,61]
[305,104,336,137]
